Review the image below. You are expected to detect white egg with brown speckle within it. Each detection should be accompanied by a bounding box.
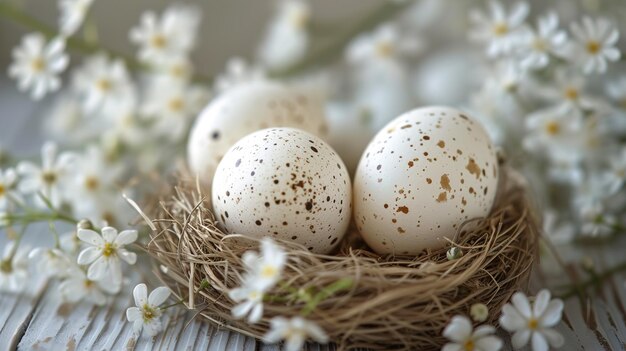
[212,127,351,254]
[353,106,499,255]
[187,80,327,187]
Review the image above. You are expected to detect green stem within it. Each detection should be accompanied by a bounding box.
[556,260,626,300]
[269,2,412,78]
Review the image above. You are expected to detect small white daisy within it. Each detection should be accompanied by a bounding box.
[229,284,265,324]
[76,226,138,286]
[72,54,134,113]
[499,290,564,351]
[8,33,69,100]
[28,247,71,278]
[241,238,286,291]
[126,283,171,336]
[17,142,76,209]
[536,70,604,118]
[129,5,200,64]
[567,17,621,74]
[141,81,210,142]
[214,57,266,94]
[578,202,616,238]
[257,0,310,70]
[263,316,328,351]
[604,148,626,195]
[59,265,119,305]
[442,315,502,351]
[517,12,567,69]
[0,168,21,211]
[58,0,94,36]
[0,241,29,293]
[346,23,423,65]
[469,1,529,57]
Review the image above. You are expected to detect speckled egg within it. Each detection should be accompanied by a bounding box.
[353,106,499,255]
[187,80,327,187]
[212,128,351,254]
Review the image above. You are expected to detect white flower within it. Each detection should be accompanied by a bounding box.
[129,5,200,64]
[542,210,575,245]
[58,0,94,36]
[517,12,567,69]
[17,142,76,209]
[214,57,266,94]
[469,1,529,57]
[229,238,287,323]
[28,247,71,278]
[126,283,171,336]
[499,290,564,351]
[72,54,134,113]
[59,265,118,305]
[141,81,210,142]
[263,316,328,351]
[0,242,29,293]
[605,148,626,194]
[442,315,502,351]
[523,108,580,161]
[76,226,138,286]
[579,202,616,238]
[566,17,621,74]
[229,284,265,323]
[346,23,423,65]
[257,0,310,70]
[241,238,286,291]
[8,33,69,100]
[0,168,21,210]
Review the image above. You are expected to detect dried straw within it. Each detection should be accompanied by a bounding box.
[144,166,539,350]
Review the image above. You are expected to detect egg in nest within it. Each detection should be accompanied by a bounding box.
[353,106,499,255]
[212,127,351,254]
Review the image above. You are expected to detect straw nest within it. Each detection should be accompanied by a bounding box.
[144,165,539,350]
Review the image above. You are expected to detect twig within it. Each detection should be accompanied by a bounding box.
[556,260,626,300]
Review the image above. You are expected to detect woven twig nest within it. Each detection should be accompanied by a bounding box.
[145,166,539,350]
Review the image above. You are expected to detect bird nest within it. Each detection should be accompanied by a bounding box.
[144,166,539,350]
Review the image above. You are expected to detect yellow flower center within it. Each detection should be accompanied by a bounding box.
[151,34,167,49]
[84,176,100,191]
[168,98,184,112]
[0,184,5,197]
[96,79,112,92]
[142,304,158,322]
[0,260,12,274]
[42,171,57,184]
[248,290,260,300]
[102,242,116,257]
[532,38,547,51]
[289,11,308,29]
[261,264,277,278]
[31,57,45,72]
[170,64,187,78]
[545,121,561,136]
[586,40,601,54]
[464,339,475,351]
[564,87,579,101]
[375,41,394,58]
[528,318,539,330]
[493,22,509,36]
[84,279,94,288]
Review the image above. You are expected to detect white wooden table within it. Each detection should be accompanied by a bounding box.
[1,81,625,351]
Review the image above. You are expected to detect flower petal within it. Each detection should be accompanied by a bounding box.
[442,344,462,351]
[533,289,551,317]
[511,330,531,349]
[499,304,525,331]
[126,307,141,322]
[78,229,104,246]
[118,249,137,265]
[443,315,472,342]
[531,331,549,351]
[511,292,532,318]
[86,256,108,281]
[133,283,148,307]
[540,299,563,327]
[148,286,171,306]
[114,230,138,246]
[475,335,503,351]
[541,328,564,347]
[101,227,118,243]
[77,247,102,265]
